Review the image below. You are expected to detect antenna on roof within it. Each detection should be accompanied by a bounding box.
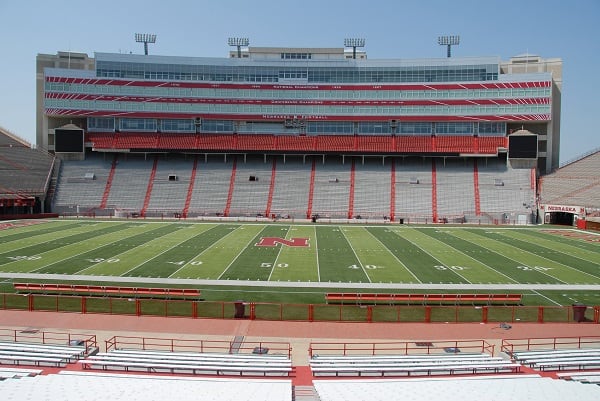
[135,33,157,55]
[438,35,460,58]
[344,38,365,59]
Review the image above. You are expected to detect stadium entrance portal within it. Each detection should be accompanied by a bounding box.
[544,211,575,226]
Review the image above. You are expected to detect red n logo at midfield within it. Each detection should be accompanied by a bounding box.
[256,237,309,247]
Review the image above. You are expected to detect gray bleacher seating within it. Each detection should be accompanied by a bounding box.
[510,348,600,371]
[79,348,292,377]
[0,341,86,368]
[309,352,521,377]
[54,153,538,220]
[311,156,351,218]
[228,157,273,216]
[0,371,292,401]
[313,375,600,401]
[268,156,311,218]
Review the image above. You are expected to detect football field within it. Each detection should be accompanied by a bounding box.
[0,219,598,289]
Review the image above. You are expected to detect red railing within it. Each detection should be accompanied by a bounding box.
[2,293,598,325]
[309,339,495,357]
[0,327,97,349]
[501,336,600,355]
[105,335,291,357]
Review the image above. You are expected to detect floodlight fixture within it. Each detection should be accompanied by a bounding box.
[438,35,460,58]
[135,33,157,55]
[228,37,250,58]
[344,38,365,59]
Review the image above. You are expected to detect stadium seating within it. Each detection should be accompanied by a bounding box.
[1,371,292,401]
[227,158,273,216]
[0,341,86,368]
[540,151,600,207]
[352,159,392,218]
[311,156,351,218]
[510,348,600,372]
[313,375,600,401]
[145,157,194,214]
[267,157,311,218]
[435,159,476,218]
[309,352,522,377]
[187,157,236,216]
[0,143,55,198]
[79,349,293,376]
[53,151,537,221]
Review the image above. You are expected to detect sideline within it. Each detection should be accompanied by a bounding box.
[2,272,600,290]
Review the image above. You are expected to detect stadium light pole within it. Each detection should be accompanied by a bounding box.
[438,35,460,58]
[228,37,249,58]
[344,38,365,59]
[135,33,157,55]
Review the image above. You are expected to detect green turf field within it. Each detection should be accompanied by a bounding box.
[0,219,598,286]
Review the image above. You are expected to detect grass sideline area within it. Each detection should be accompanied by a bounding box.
[0,219,599,309]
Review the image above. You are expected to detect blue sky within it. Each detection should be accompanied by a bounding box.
[0,0,598,163]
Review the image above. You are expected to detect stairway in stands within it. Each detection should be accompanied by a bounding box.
[431,159,438,223]
[99,154,118,209]
[306,159,316,219]
[139,155,158,217]
[264,158,277,217]
[473,159,481,216]
[182,155,198,218]
[347,159,355,219]
[223,157,237,217]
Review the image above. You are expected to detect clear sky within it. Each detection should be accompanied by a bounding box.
[0,0,598,164]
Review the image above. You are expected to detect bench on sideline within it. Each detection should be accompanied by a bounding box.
[13,283,200,298]
[325,293,523,305]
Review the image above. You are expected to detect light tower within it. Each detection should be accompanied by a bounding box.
[228,37,249,58]
[135,33,157,55]
[344,38,365,59]
[438,35,460,58]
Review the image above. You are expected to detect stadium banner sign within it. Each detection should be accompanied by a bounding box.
[540,204,585,214]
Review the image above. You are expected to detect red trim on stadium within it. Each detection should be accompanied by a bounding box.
[44,93,551,107]
[45,75,552,91]
[45,109,551,122]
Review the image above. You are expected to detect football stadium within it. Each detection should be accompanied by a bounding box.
[0,37,599,400]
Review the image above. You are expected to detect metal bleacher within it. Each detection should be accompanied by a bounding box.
[352,159,392,218]
[309,352,521,377]
[477,158,534,215]
[311,156,351,218]
[145,156,193,213]
[0,341,87,368]
[435,159,475,218]
[0,371,292,401]
[53,154,112,211]
[105,156,154,211]
[394,159,433,221]
[510,348,600,372]
[79,348,293,377]
[540,150,600,208]
[0,140,55,198]
[53,147,537,221]
[227,157,273,216]
[268,156,312,218]
[187,157,234,216]
[313,375,600,401]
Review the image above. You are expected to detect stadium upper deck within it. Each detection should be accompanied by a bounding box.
[37,45,561,174]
